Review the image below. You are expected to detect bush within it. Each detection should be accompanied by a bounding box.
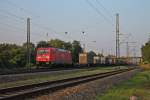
[0,44,32,69]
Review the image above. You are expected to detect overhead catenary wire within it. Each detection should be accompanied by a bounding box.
[0,27,24,33]
[0,13,25,25]
[2,0,66,37]
[3,0,40,18]
[0,0,114,44]
[32,22,58,34]
[0,21,25,32]
[0,15,50,39]
[95,0,114,21]
[0,8,66,39]
[89,0,137,57]
[0,10,44,32]
[85,0,114,26]
[3,0,80,38]
[0,23,53,40]
[2,0,80,39]
[0,9,25,20]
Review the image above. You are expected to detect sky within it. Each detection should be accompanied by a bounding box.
[0,0,150,57]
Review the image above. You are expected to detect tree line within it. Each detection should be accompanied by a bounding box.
[0,39,83,69]
[141,40,150,64]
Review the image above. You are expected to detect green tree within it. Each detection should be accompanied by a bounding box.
[9,47,26,67]
[48,39,64,49]
[47,39,72,51]
[22,42,36,65]
[71,40,83,63]
[63,42,72,51]
[97,53,104,57]
[22,42,35,50]
[36,41,49,48]
[88,51,96,57]
[141,41,150,63]
[0,44,26,68]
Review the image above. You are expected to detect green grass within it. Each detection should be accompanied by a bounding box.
[96,71,150,100]
[0,66,124,88]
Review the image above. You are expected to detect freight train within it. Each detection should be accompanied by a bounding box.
[36,47,131,66]
[78,52,117,66]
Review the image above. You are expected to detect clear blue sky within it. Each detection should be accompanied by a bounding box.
[0,0,150,56]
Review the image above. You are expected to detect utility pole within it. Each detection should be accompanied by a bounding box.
[126,42,129,58]
[116,13,120,61]
[127,42,136,64]
[81,31,86,53]
[27,18,31,68]
[131,46,137,64]
[126,42,136,57]
[83,43,85,53]
[46,32,49,42]
[120,41,136,63]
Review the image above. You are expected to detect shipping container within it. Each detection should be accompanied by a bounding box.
[79,52,93,64]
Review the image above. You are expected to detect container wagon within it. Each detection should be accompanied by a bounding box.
[79,52,94,66]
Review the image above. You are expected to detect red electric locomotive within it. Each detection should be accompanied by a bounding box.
[36,47,72,65]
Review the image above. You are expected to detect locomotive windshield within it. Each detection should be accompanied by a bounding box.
[37,49,49,54]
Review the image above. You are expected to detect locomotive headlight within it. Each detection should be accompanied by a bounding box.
[45,56,49,59]
[37,56,41,59]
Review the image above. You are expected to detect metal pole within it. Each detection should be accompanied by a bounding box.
[126,42,129,58]
[117,14,120,58]
[82,31,86,53]
[27,18,30,68]
[46,32,48,42]
[83,43,85,53]
[126,42,129,64]
[116,13,120,62]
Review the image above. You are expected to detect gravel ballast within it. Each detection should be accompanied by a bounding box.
[32,68,141,100]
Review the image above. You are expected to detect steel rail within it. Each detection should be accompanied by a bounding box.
[0,68,135,100]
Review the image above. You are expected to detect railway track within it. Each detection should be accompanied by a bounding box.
[0,67,81,75]
[0,68,136,100]
[0,64,124,75]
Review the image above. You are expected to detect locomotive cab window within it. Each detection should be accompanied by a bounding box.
[37,50,49,54]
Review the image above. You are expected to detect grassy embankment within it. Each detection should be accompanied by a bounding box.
[0,66,125,89]
[96,70,150,100]
[140,64,150,70]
